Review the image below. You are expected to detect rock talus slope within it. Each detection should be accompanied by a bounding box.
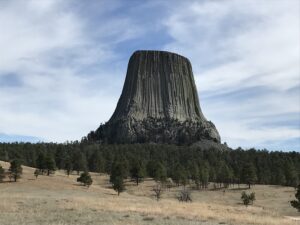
[88,50,220,144]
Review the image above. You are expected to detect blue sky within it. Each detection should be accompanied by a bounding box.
[0,0,299,151]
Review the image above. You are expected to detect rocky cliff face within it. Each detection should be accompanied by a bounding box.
[88,50,220,144]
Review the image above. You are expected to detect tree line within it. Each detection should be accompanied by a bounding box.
[0,142,299,189]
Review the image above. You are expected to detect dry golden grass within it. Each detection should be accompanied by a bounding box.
[0,161,299,225]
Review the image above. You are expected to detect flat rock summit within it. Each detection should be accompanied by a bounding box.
[87,50,220,145]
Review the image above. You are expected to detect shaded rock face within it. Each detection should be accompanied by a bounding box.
[88,50,220,144]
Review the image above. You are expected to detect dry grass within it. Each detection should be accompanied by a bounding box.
[0,161,299,225]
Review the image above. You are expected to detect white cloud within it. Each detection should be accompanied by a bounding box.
[0,0,299,150]
[0,0,140,142]
[163,0,300,149]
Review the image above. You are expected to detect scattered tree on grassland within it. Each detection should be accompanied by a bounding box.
[153,184,163,201]
[0,165,5,182]
[112,176,125,195]
[45,154,56,176]
[9,159,22,182]
[110,159,128,182]
[130,159,146,185]
[241,191,256,206]
[34,169,40,179]
[110,159,128,195]
[77,171,93,187]
[241,163,257,189]
[178,188,192,202]
[291,184,300,212]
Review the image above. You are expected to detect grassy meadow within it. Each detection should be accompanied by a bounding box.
[0,161,299,225]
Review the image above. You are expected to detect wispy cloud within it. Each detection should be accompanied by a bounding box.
[163,0,300,150]
[0,0,299,151]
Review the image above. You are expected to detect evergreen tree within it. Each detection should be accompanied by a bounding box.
[77,171,93,187]
[274,169,286,186]
[0,165,5,182]
[285,162,299,187]
[36,153,46,174]
[112,176,125,196]
[55,147,66,170]
[172,164,188,187]
[110,158,128,183]
[65,157,73,176]
[241,191,256,206]
[291,184,300,211]
[9,159,22,182]
[88,151,104,173]
[199,164,210,189]
[73,151,87,175]
[241,163,257,189]
[153,162,167,183]
[45,154,56,176]
[130,159,146,185]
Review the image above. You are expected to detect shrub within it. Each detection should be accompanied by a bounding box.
[178,188,192,202]
[241,191,255,206]
[153,184,163,201]
[291,184,300,212]
[77,172,93,187]
[34,169,40,179]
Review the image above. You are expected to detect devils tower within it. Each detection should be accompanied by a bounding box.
[87,50,220,144]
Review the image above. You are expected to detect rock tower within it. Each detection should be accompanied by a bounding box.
[87,50,220,144]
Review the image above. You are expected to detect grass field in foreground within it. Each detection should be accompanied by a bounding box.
[0,161,299,225]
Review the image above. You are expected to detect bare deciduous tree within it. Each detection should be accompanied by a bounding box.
[153,184,163,201]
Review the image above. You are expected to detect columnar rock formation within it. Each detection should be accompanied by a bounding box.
[87,50,220,144]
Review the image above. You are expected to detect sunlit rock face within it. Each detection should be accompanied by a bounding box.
[87,50,220,144]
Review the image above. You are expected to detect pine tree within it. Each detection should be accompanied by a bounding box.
[0,165,5,182]
[36,153,46,174]
[88,151,104,174]
[153,162,167,183]
[130,159,146,185]
[172,164,188,187]
[64,157,73,176]
[45,154,56,176]
[241,191,256,206]
[285,162,299,188]
[291,184,300,211]
[9,160,22,182]
[55,147,67,170]
[110,159,128,182]
[77,172,93,187]
[241,163,257,189]
[275,169,286,186]
[199,165,210,189]
[112,176,125,196]
[73,151,87,175]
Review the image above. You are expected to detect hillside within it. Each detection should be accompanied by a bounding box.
[0,161,299,225]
